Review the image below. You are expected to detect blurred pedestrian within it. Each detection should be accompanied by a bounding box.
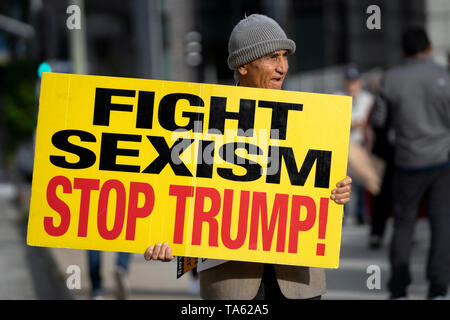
[366,68,393,249]
[447,51,450,71]
[339,64,375,225]
[367,103,395,249]
[372,26,450,299]
[188,267,200,295]
[143,13,353,301]
[88,250,132,299]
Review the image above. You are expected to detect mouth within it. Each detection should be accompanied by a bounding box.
[269,77,284,87]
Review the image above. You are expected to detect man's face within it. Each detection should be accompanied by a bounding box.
[238,50,289,90]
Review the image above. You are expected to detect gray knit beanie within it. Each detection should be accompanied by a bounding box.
[227,14,296,70]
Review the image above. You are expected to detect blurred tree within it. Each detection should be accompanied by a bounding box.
[0,59,37,157]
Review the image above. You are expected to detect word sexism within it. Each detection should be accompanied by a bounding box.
[50,87,333,188]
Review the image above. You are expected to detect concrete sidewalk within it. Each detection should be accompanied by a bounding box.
[0,182,75,300]
[50,247,201,300]
[0,187,36,299]
[325,218,434,300]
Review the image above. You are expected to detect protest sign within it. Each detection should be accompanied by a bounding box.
[27,72,351,269]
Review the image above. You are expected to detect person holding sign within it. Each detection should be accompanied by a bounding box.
[144,14,352,300]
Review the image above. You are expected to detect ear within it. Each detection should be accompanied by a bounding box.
[237,65,248,76]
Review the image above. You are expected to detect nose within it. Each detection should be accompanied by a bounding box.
[276,56,288,74]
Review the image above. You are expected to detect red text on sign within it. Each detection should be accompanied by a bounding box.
[169,184,329,255]
[45,175,155,240]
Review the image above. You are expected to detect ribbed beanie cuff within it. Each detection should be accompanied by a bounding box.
[228,39,296,70]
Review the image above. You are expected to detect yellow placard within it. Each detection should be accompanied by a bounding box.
[27,72,351,268]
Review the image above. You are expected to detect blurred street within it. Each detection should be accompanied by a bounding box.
[0,181,434,300]
[325,217,430,300]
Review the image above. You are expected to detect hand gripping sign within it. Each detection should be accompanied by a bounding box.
[27,73,351,269]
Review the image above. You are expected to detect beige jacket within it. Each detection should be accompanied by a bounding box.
[200,261,326,300]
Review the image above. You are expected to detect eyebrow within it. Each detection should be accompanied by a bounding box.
[267,51,288,58]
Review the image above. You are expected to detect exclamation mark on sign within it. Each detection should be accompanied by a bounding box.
[316,197,329,256]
